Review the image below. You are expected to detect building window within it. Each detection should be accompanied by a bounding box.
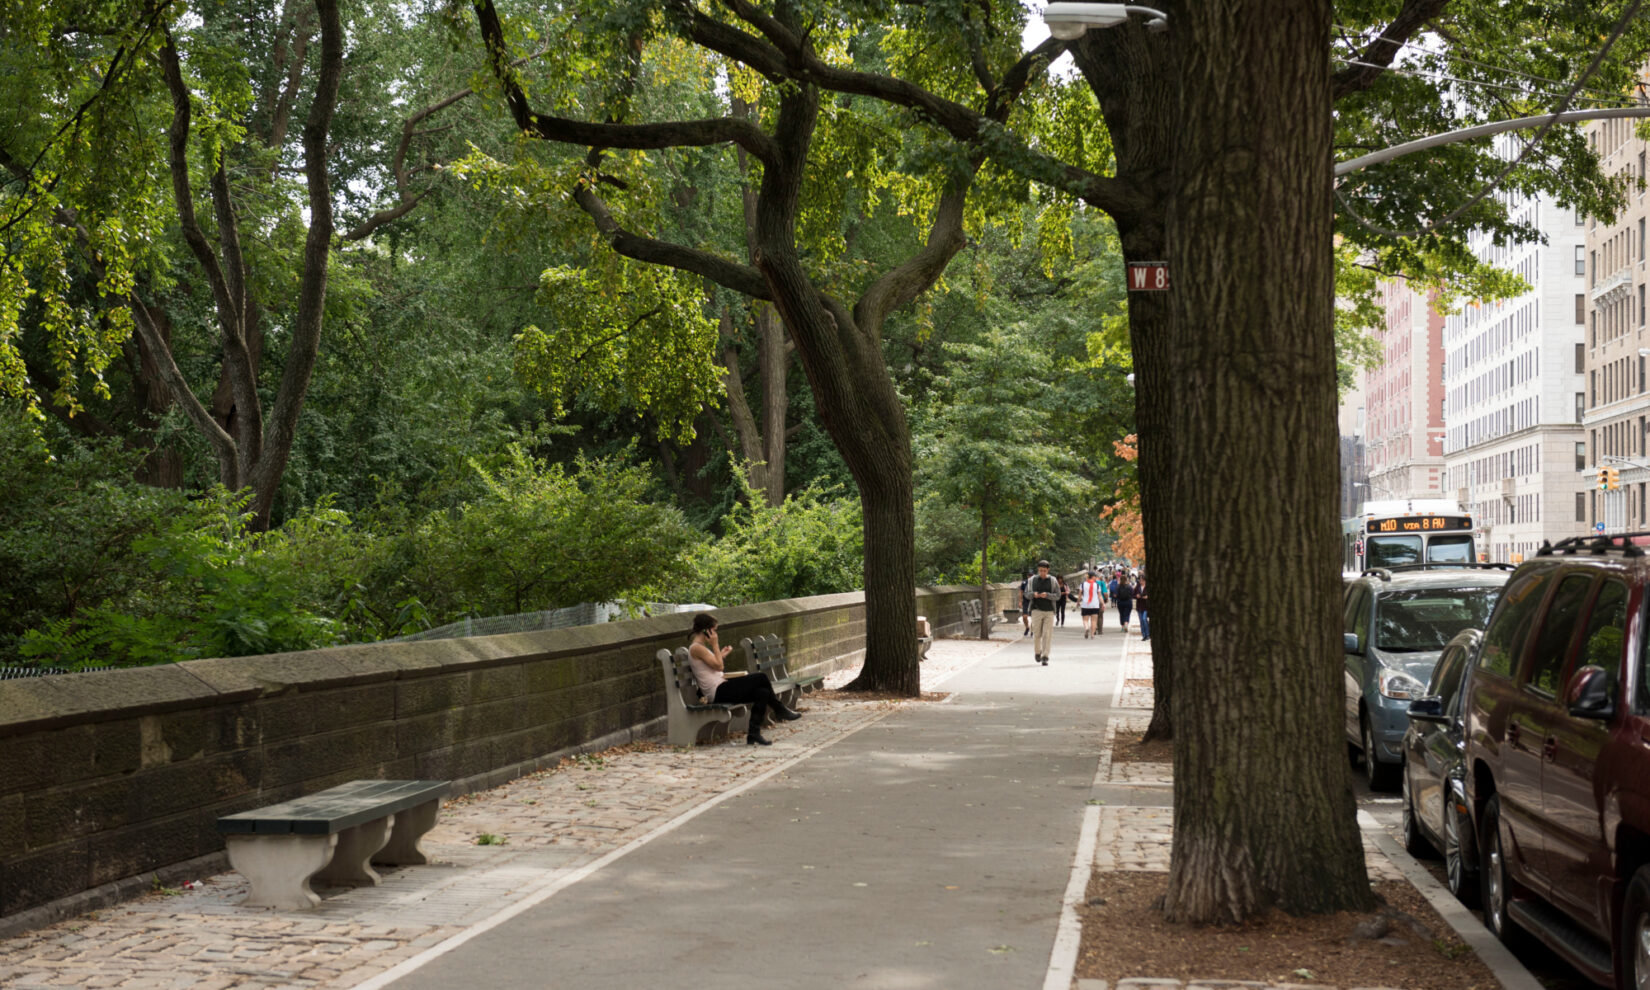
[1577,492,1587,523]
[1576,342,1585,373]
[1578,245,1588,275]
[1577,440,1588,470]
[1592,249,1599,285]
[1592,369,1598,405]
[1641,284,1646,326]
[1577,293,1586,324]
[1577,207,1587,225]
[1642,218,1647,261]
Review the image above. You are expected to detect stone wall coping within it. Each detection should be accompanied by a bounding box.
[0,585,1006,738]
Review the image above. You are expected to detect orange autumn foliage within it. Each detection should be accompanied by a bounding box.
[1101,435,1145,564]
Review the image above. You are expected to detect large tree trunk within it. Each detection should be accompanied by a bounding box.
[1076,30,1178,741]
[1158,0,1370,921]
[979,508,992,641]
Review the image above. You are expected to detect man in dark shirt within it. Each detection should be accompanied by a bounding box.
[1027,559,1060,665]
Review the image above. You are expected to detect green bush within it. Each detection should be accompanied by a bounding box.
[671,471,863,606]
[19,490,344,667]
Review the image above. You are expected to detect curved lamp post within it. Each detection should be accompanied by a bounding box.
[1043,2,1168,38]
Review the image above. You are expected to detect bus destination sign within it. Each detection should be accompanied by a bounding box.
[1367,514,1471,534]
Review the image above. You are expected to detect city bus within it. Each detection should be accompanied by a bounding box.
[1342,499,1476,573]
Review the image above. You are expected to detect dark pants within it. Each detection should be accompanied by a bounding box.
[1055,599,1067,625]
[713,674,780,730]
[1119,603,1133,627]
[1139,609,1149,640]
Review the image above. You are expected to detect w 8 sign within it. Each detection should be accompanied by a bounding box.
[1127,262,1170,291]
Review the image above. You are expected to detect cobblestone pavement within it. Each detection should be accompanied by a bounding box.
[0,638,1008,990]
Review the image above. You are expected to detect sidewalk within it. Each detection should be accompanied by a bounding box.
[0,624,1529,990]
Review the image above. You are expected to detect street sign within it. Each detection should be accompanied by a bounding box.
[1597,522,1607,533]
[1353,540,1363,555]
[1127,261,1170,291]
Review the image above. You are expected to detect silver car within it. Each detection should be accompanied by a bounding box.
[1342,565,1509,790]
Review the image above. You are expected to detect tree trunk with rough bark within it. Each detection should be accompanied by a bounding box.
[979,509,992,641]
[1157,0,1371,922]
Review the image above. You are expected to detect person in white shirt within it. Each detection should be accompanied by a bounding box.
[1078,570,1105,639]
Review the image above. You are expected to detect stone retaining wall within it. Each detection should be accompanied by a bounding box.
[0,584,1014,926]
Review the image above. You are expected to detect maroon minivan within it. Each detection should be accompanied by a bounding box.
[1463,535,1650,988]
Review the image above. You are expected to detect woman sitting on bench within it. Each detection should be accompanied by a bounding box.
[688,613,802,746]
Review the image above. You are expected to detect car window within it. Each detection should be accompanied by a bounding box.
[1366,536,1422,568]
[1434,644,1472,714]
[1373,587,1501,652]
[1426,535,1474,564]
[1525,574,1594,696]
[1343,586,1367,647]
[1572,579,1628,692]
[1479,570,1551,677]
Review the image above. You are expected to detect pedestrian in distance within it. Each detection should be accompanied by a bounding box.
[1079,570,1104,638]
[1135,578,1150,641]
[1055,574,1070,627]
[1114,573,1136,634]
[1019,568,1033,637]
[686,613,801,746]
[1026,560,1061,665]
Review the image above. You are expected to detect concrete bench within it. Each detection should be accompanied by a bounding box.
[740,634,824,708]
[659,647,750,746]
[216,779,447,909]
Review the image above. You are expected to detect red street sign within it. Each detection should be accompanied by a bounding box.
[1127,261,1170,291]
[1354,540,1364,555]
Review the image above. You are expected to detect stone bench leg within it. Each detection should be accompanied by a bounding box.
[225,833,338,910]
[374,799,439,866]
[315,815,393,885]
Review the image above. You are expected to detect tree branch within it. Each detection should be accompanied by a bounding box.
[474,0,777,163]
[855,164,974,335]
[1330,0,1450,102]
[569,182,771,299]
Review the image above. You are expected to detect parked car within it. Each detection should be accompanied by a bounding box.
[1343,564,1509,789]
[1462,535,1650,987]
[1401,628,1482,902]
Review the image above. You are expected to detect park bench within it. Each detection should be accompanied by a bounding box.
[215,779,447,910]
[739,634,824,708]
[959,598,1001,635]
[658,647,751,746]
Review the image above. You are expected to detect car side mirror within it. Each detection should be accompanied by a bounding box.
[1407,696,1448,723]
[1566,664,1616,720]
[1344,632,1362,654]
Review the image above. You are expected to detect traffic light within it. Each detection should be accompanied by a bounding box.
[1609,466,1622,490]
[1598,466,1610,490]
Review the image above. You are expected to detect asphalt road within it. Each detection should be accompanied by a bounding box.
[1351,765,1596,990]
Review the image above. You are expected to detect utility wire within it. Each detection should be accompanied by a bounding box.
[1336,0,1646,240]
[1332,24,1642,107]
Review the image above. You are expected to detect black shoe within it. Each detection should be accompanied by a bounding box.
[773,705,802,721]
[747,731,772,746]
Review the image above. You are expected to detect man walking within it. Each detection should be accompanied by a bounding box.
[1027,560,1060,665]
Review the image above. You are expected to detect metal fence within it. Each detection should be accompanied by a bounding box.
[383,601,715,644]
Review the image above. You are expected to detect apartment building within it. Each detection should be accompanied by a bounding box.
[1359,279,1446,504]
[1442,184,1590,562]
[1583,112,1650,533]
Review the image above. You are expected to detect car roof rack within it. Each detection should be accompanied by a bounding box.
[1536,533,1648,558]
[1383,562,1516,573]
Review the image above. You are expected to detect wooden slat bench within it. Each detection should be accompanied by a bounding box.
[216,779,447,909]
[739,634,824,708]
[658,647,750,746]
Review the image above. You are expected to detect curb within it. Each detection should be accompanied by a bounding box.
[1360,813,1544,990]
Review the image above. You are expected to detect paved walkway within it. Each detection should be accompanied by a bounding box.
[0,623,1423,990]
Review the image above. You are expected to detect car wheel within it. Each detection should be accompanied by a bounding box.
[1443,795,1477,904]
[1620,864,1650,990]
[1363,717,1398,791]
[1480,795,1519,945]
[1401,773,1431,857]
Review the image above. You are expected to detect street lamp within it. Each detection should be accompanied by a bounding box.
[1043,2,1168,38]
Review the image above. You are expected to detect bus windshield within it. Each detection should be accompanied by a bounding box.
[1366,536,1421,568]
[1426,535,1474,564]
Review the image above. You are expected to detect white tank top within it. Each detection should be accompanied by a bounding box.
[687,647,726,702]
[1080,580,1102,608]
